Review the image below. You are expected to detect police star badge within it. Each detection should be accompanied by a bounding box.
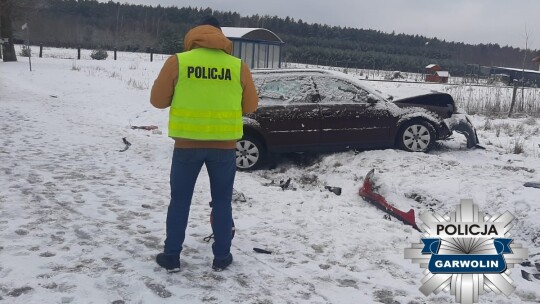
[405,199,528,304]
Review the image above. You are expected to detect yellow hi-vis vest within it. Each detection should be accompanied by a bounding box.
[169,48,243,140]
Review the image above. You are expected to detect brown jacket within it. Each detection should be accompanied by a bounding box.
[150,25,259,149]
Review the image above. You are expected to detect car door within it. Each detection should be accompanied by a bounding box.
[313,76,394,148]
[254,75,321,151]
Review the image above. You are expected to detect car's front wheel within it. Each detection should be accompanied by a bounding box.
[236,134,266,170]
[397,120,436,152]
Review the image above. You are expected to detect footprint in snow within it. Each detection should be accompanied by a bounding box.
[336,278,359,289]
[144,281,172,298]
[15,229,29,236]
[373,289,400,304]
[26,172,44,184]
[7,286,34,297]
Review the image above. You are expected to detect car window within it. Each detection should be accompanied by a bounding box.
[313,77,371,103]
[255,76,316,103]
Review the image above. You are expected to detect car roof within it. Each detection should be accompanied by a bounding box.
[252,68,329,74]
[252,68,341,78]
[252,68,388,100]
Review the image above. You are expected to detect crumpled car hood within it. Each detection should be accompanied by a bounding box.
[393,92,455,109]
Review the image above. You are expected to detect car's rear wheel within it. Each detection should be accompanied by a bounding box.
[236,134,266,170]
[397,120,436,152]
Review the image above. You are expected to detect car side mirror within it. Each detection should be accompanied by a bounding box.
[366,95,379,105]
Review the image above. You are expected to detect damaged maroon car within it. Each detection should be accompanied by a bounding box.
[236,69,478,170]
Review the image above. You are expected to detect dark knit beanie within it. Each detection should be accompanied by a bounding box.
[199,16,221,29]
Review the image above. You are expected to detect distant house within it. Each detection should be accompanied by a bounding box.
[425,64,450,83]
[221,27,284,69]
[533,56,540,71]
[425,64,441,71]
[480,66,540,87]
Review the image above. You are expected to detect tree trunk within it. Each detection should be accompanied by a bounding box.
[520,26,529,112]
[0,0,17,62]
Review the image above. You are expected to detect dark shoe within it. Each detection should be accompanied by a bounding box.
[212,253,233,271]
[156,253,180,273]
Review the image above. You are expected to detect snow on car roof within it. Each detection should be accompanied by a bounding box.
[252,68,388,99]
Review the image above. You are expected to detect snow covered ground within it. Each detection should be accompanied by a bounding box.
[1,48,540,303]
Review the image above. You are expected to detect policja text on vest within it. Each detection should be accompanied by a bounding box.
[187,66,232,81]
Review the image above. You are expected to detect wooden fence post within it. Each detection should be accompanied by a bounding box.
[508,81,519,117]
[150,48,154,62]
[77,46,81,60]
[114,48,117,60]
[39,43,43,58]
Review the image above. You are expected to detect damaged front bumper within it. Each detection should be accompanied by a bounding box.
[444,113,481,149]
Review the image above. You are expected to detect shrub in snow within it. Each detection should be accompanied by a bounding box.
[19,45,31,57]
[71,61,80,71]
[524,117,537,126]
[483,118,492,130]
[511,138,525,154]
[91,49,108,60]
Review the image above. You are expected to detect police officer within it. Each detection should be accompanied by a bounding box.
[150,16,258,272]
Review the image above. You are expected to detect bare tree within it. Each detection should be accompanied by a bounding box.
[114,2,120,48]
[520,24,529,112]
[0,0,17,61]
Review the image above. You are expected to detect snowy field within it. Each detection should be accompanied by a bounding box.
[1,47,540,304]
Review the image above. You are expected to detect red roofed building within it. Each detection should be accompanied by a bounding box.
[425,64,450,83]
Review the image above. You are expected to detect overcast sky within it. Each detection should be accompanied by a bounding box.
[108,0,539,50]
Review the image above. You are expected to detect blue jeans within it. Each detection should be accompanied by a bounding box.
[164,148,236,259]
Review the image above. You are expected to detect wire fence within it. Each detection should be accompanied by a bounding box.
[12,44,540,117]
